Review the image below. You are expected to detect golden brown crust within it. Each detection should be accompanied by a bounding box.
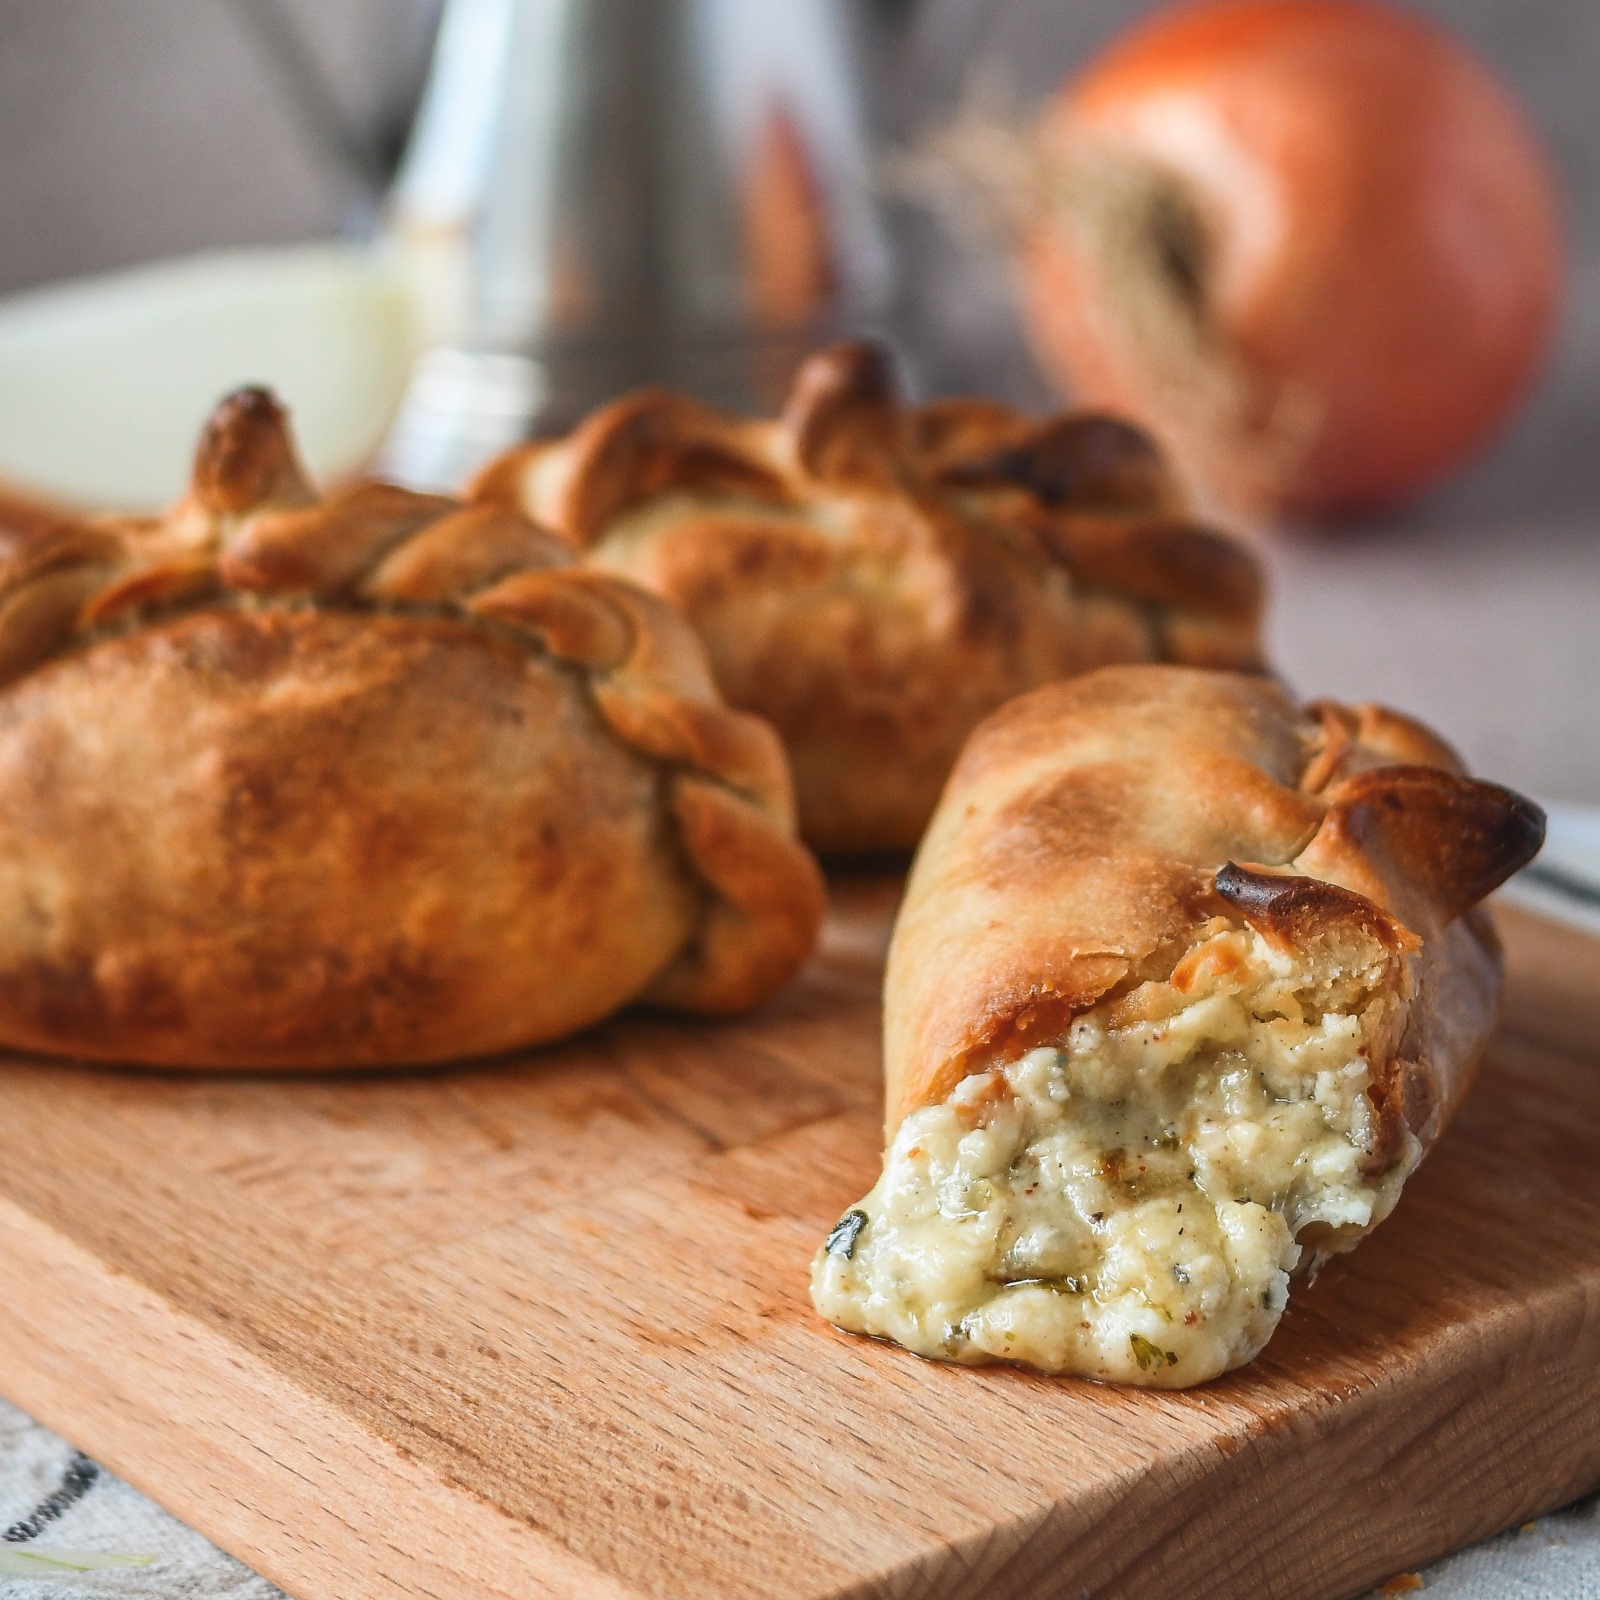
[1296,765,1546,935]
[1210,862,1420,955]
[930,410,1184,515]
[483,389,788,550]
[780,341,904,487]
[0,479,77,562]
[1027,514,1263,623]
[219,481,460,595]
[0,389,823,1068]
[179,384,316,523]
[1301,698,1468,790]
[885,669,1323,1117]
[471,342,1266,853]
[883,666,1544,1189]
[362,505,574,604]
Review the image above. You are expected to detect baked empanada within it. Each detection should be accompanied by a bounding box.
[811,665,1542,1386]
[0,389,823,1069]
[471,343,1264,854]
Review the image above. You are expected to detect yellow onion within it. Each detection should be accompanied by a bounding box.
[1017,0,1565,517]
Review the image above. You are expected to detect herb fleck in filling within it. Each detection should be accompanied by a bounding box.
[825,1209,869,1260]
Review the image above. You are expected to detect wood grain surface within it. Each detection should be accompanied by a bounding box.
[0,880,1596,1600]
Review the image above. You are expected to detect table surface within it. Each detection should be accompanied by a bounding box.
[1,898,1598,1600]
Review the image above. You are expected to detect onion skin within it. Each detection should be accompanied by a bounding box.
[1021,0,1566,518]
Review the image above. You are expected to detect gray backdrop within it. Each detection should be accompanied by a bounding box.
[0,0,1596,800]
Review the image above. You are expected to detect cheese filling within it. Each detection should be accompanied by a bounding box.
[811,927,1419,1386]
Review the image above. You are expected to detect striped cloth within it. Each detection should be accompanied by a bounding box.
[0,1394,1595,1598]
[0,1398,277,1598]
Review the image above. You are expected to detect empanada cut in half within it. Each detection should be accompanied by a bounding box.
[811,666,1543,1386]
[0,389,824,1069]
[471,343,1265,855]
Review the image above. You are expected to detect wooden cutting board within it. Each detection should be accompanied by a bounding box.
[0,881,1597,1600]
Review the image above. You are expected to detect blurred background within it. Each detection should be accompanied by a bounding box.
[0,0,1595,801]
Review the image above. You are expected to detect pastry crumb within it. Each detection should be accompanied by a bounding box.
[1376,1574,1424,1595]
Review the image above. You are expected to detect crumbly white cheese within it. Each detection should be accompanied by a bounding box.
[812,929,1418,1386]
